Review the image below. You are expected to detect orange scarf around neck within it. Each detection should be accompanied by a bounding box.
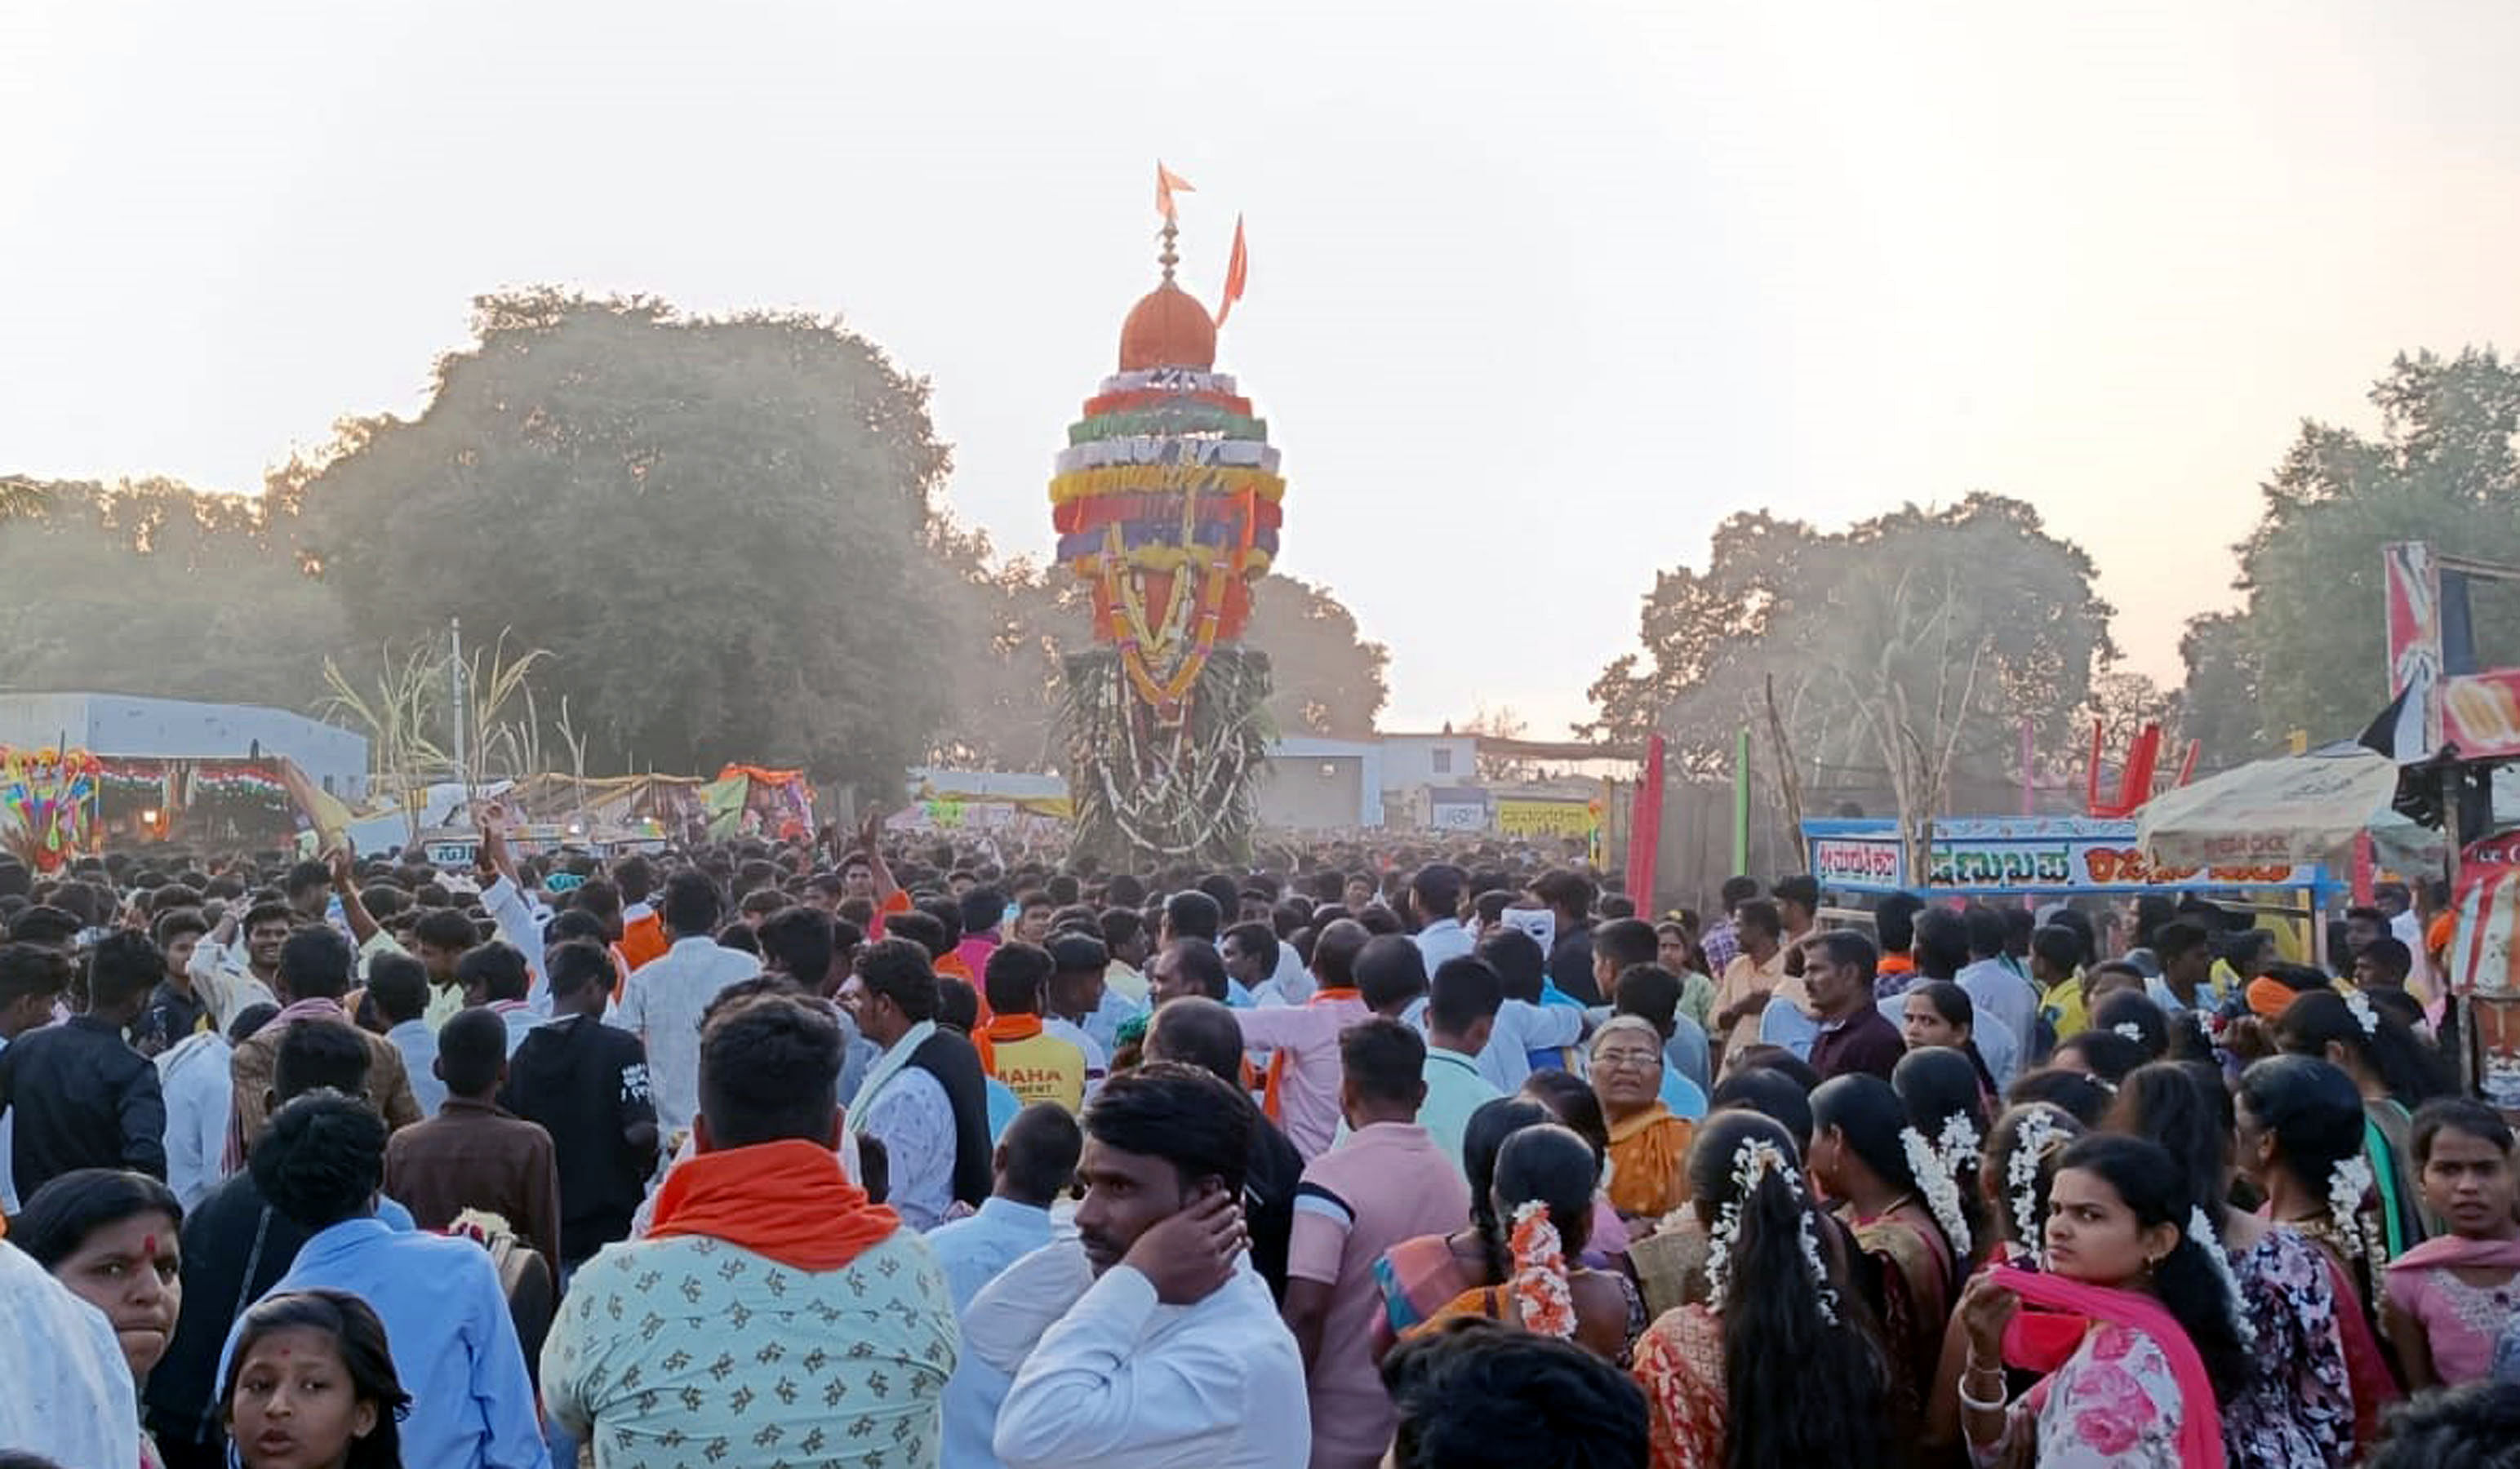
[975,1013,1044,1072]
[1264,987,1362,1122]
[647,1138,900,1272]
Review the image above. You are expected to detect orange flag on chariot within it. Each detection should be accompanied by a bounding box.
[1215,215,1250,329]
[1156,162,1194,220]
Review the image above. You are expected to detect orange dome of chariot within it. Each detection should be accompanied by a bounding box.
[1118,281,1216,371]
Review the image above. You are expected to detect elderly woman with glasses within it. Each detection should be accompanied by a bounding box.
[1589,1016,1696,1222]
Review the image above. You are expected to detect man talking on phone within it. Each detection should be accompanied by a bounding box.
[962,1062,1310,1469]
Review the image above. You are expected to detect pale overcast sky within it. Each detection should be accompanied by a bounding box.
[5,1,2517,739]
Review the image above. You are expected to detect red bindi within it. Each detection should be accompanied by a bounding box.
[142,1234,158,1256]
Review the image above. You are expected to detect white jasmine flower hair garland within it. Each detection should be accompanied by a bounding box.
[1901,1124,1973,1257]
[2004,1108,2069,1267]
[2113,1021,2146,1044]
[1701,1137,1840,1325]
[2327,1156,2380,1261]
[2184,1205,2257,1346]
[2344,991,2381,1039]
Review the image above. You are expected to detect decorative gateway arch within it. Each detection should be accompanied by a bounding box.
[1051,175,1281,864]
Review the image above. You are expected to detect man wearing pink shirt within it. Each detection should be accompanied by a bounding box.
[1281,1019,1470,1469]
[1234,922,1374,1159]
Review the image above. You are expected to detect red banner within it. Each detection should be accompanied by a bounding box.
[1624,735,1666,916]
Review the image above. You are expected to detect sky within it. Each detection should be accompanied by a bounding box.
[5,0,2518,741]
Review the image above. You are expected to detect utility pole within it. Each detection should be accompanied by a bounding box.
[450,616,471,816]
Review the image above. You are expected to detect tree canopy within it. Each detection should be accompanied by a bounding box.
[1585,495,2114,852]
[287,290,956,792]
[2181,348,2520,764]
[0,476,345,711]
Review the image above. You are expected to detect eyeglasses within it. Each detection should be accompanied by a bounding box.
[1593,1049,1663,1073]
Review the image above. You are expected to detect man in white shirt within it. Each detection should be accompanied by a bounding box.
[605,871,761,1138]
[156,1014,248,1210]
[1954,906,2038,1054]
[936,1103,1084,1469]
[1407,864,1474,971]
[987,1063,1309,1469]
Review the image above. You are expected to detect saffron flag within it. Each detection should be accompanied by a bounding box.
[1215,215,1250,328]
[1156,162,1194,220]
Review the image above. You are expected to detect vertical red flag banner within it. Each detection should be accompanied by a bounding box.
[1215,215,1250,328]
[1625,734,1667,916]
[1156,162,1194,220]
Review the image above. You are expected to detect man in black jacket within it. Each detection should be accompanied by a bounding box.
[0,931,165,1200]
[500,939,659,1270]
[838,939,992,1227]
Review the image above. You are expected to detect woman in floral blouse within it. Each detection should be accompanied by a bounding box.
[1955,1135,2249,1469]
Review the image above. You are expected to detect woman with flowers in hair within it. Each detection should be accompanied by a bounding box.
[2108,1062,2362,1466]
[1894,1048,1993,1272]
[1808,1074,1962,1445]
[1953,1134,2250,1468]
[1922,1102,2087,1461]
[1630,1110,1890,1469]
[2235,1054,2404,1436]
[1403,1123,1647,1365]
[2278,988,2452,1257]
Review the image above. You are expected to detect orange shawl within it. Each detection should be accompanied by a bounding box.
[647,1138,900,1272]
[974,1014,1043,1073]
[1606,1106,1695,1218]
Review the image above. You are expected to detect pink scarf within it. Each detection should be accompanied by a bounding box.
[2387,1233,2520,1273]
[1989,1264,2225,1469]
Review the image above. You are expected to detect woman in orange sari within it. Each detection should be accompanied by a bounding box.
[1631,1112,1890,1469]
[1590,1017,1694,1223]
[1404,1123,1647,1365]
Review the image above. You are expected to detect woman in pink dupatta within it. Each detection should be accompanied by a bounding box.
[2383,1098,2520,1389]
[1953,1136,2248,1469]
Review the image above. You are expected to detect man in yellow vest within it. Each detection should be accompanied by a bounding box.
[977,943,1087,1112]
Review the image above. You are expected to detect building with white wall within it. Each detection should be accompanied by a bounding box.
[0,692,369,799]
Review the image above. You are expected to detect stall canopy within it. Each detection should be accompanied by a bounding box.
[2135,745,2420,869]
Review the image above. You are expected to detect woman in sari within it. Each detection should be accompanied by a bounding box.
[2235,1054,2402,1444]
[1810,1074,1962,1444]
[2109,1062,2356,1467]
[1631,1111,1890,1469]
[1590,1016,1695,1223]
[1403,1122,1647,1365]
[2383,1099,2520,1389]
[1922,1103,2085,1465]
[1373,1096,1553,1356]
[2278,988,2453,1257]
[1953,1134,2249,1469]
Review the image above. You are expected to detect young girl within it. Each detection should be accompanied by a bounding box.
[2107,1063,2356,1467]
[1899,982,2000,1101]
[1374,1097,1553,1354]
[2279,989,2455,1257]
[1954,1134,2249,1468]
[2382,1098,2520,1389]
[1405,1122,1647,1365]
[1630,1111,1891,1469]
[222,1289,410,1469]
[1922,1103,2086,1463]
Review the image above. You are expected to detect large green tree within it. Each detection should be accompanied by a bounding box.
[1586,495,2114,859]
[2183,348,2520,760]
[0,476,346,709]
[287,290,954,792]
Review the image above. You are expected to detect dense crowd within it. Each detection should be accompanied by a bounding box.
[1,811,2517,1469]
